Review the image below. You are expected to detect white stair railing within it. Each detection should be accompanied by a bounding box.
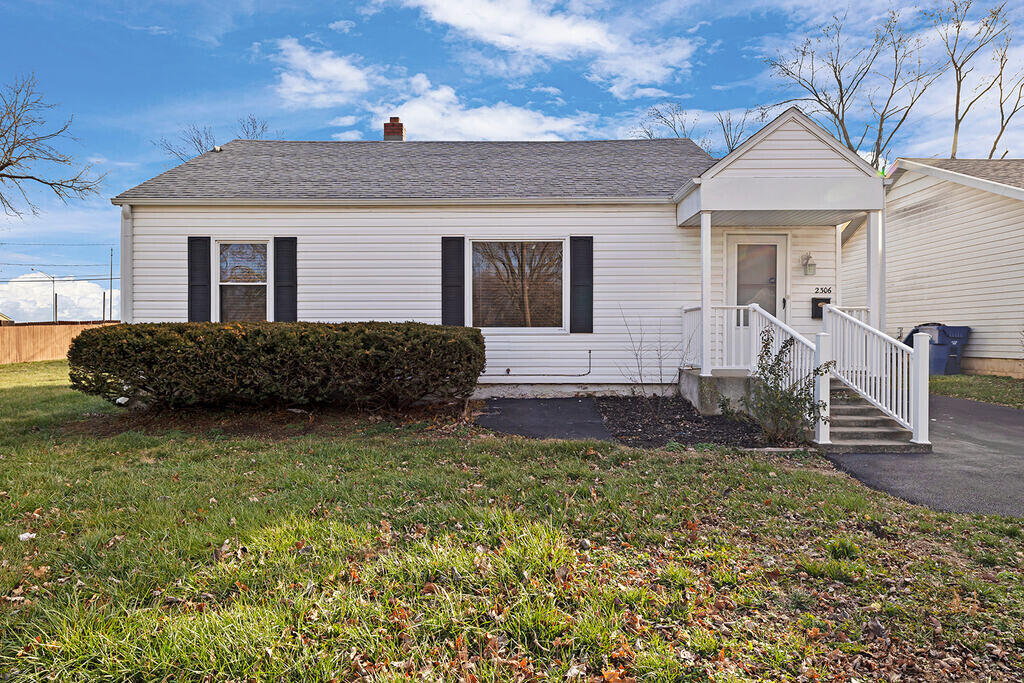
[823,304,930,444]
[748,304,818,387]
[749,304,831,444]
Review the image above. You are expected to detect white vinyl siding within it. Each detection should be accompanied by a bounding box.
[841,172,1024,360]
[840,226,867,308]
[131,204,694,385]
[713,120,870,179]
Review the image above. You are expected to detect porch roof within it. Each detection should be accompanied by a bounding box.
[674,108,884,227]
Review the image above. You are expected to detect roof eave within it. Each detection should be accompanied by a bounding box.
[110,195,675,207]
[895,158,1024,202]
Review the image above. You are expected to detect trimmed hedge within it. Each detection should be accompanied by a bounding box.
[68,322,486,410]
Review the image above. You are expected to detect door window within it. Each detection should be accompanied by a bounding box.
[736,244,778,316]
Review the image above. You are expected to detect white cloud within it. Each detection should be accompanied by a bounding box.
[372,78,594,140]
[88,156,139,168]
[392,0,617,58]
[531,85,562,95]
[329,115,360,126]
[0,274,119,323]
[272,38,374,108]
[329,19,356,33]
[332,129,364,140]
[381,0,697,99]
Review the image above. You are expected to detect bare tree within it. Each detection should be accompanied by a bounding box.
[988,36,1024,159]
[154,114,272,163]
[0,74,103,216]
[867,12,945,168]
[929,0,1010,158]
[632,103,713,153]
[766,11,943,169]
[237,114,270,140]
[714,109,755,153]
[154,124,217,163]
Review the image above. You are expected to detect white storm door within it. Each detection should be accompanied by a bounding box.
[725,235,787,367]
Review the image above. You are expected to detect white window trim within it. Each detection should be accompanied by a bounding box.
[465,237,570,334]
[211,239,274,323]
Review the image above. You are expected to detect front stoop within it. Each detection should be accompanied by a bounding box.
[819,379,932,454]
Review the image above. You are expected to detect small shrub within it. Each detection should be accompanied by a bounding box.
[743,327,833,445]
[826,537,860,560]
[68,321,486,410]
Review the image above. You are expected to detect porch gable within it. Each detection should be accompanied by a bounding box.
[675,108,884,227]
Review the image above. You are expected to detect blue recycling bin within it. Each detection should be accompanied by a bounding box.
[936,326,971,374]
[902,324,972,375]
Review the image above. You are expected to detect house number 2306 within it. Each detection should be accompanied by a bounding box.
[814,287,832,294]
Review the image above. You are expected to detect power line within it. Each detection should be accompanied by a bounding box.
[0,276,121,284]
[0,262,113,267]
[0,242,118,246]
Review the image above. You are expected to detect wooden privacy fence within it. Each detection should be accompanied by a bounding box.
[0,321,118,364]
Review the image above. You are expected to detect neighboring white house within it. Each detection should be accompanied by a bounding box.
[842,158,1024,379]
[112,107,930,450]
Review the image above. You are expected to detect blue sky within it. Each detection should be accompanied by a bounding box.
[1,0,1022,320]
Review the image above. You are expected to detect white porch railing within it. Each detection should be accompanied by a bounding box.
[834,306,869,323]
[680,303,931,445]
[823,305,929,444]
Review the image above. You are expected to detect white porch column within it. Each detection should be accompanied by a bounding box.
[865,209,885,330]
[700,211,712,376]
[813,331,831,445]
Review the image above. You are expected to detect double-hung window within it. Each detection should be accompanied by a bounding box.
[471,240,564,328]
[218,242,268,321]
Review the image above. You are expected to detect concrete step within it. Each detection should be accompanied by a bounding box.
[830,403,880,416]
[830,425,912,440]
[829,414,897,428]
[821,440,932,454]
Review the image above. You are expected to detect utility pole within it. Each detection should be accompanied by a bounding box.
[109,248,114,321]
[31,268,56,323]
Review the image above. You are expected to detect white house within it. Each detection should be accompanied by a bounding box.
[112,108,930,451]
[842,158,1024,379]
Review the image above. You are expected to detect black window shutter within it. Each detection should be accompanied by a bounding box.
[274,237,298,322]
[569,236,593,333]
[187,236,211,322]
[441,237,465,326]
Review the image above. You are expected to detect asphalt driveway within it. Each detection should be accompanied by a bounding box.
[829,395,1024,517]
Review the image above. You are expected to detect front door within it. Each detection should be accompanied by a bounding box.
[725,235,787,366]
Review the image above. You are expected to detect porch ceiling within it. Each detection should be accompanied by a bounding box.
[678,208,865,227]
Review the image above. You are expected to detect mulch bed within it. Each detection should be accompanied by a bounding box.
[596,396,764,448]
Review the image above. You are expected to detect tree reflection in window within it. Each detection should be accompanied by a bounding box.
[219,243,267,321]
[220,243,267,283]
[472,241,562,327]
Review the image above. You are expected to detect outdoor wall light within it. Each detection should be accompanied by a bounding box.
[801,252,817,276]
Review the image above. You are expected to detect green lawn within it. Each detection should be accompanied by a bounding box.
[1,361,1022,681]
[931,373,1024,409]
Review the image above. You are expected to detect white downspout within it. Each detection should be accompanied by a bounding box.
[120,204,134,323]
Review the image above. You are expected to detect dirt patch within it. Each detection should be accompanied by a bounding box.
[596,395,763,448]
[62,401,473,440]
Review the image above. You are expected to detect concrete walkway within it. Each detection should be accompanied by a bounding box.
[829,395,1024,517]
[475,398,614,441]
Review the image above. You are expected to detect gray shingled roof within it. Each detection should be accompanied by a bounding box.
[113,139,716,202]
[905,158,1024,191]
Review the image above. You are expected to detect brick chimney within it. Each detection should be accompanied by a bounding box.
[383,116,405,141]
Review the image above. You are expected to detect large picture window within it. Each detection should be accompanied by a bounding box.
[219,243,267,321]
[472,241,563,328]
